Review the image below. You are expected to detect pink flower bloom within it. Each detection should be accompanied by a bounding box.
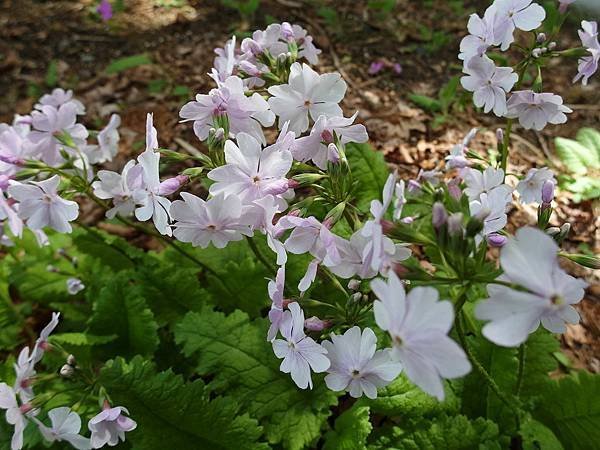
[293,113,368,169]
[272,302,330,389]
[208,133,293,202]
[461,55,517,117]
[97,0,113,21]
[170,193,253,249]
[85,114,120,164]
[516,167,556,204]
[463,166,511,200]
[88,405,136,449]
[445,128,477,169]
[476,227,588,347]
[506,90,572,130]
[35,88,85,115]
[469,188,512,236]
[28,103,88,166]
[8,176,79,233]
[179,76,274,145]
[372,273,471,400]
[0,189,23,238]
[93,160,144,219]
[66,278,85,295]
[573,21,599,86]
[268,63,347,134]
[243,194,288,265]
[0,127,32,178]
[323,326,401,399]
[267,266,286,341]
[493,0,546,51]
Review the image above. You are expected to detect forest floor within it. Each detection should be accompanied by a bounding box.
[1,0,598,372]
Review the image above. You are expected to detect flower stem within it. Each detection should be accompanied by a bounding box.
[246,236,277,276]
[515,343,526,397]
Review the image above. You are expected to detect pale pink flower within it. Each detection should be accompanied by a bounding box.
[506,90,572,130]
[35,88,85,115]
[88,406,137,449]
[92,160,144,219]
[268,63,347,134]
[31,312,60,363]
[469,188,512,236]
[34,407,90,450]
[573,21,600,85]
[272,302,330,389]
[0,383,29,450]
[85,114,120,164]
[323,326,401,399]
[516,167,556,204]
[463,166,511,200]
[267,266,286,341]
[493,0,546,51]
[459,5,498,61]
[372,273,471,400]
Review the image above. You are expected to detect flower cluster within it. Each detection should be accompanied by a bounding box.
[0,313,136,450]
[459,0,599,130]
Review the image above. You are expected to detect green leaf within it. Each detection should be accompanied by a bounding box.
[99,357,268,450]
[49,332,117,346]
[563,176,600,202]
[88,272,159,358]
[520,417,564,450]
[71,227,143,271]
[323,405,372,450]
[369,415,501,450]
[575,127,600,165]
[346,142,390,212]
[105,54,152,74]
[555,137,596,175]
[533,371,600,449]
[45,60,59,87]
[175,308,338,450]
[408,94,441,112]
[438,76,460,112]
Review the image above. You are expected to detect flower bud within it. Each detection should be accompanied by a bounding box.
[347,279,360,291]
[287,179,300,189]
[46,265,58,273]
[321,129,334,144]
[67,354,76,366]
[496,128,504,143]
[327,143,340,164]
[350,292,362,303]
[546,226,561,237]
[548,41,557,51]
[381,219,395,235]
[562,253,600,270]
[541,180,555,204]
[324,202,346,226]
[0,154,24,166]
[487,233,507,247]
[60,364,74,378]
[537,32,547,43]
[213,127,225,141]
[304,316,331,331]
[407,179,421,193]
[19,403,34,414]
[158,175,189,196]
[447,179,462,200]
[447,213,464,236]
[532,48,543,58]
[281,22,294,41]
[0,174,9,190]
[401,216,414,224]
[432,202,447,229]
[557,223,571,243]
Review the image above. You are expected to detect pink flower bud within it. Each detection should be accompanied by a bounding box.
[158,175,189,196]
[496,128,504,142]
[0,175,10,190]
[381,219,395,235]
[347,279,360,290]
[401,216,414,224]
[287,179,300,189]
[447,180,462,200]
[282,299,293,309]
[281,22,294,41]
[487,233,507,247]
[537,33,547,43]
[304,316,331,331]
[287,209,301,217]
[327,143,340,164]
[432,202,447,229]
[19,403,34,414]
[407,179,421,193]
[0,154,24,166]
[368,61,385,75]
[541,180,555,204]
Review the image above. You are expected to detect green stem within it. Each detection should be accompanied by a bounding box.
[515,343,526,397]
[246,236,277,276]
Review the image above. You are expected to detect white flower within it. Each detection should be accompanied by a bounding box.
[244,195,288,265]
[475,227,587,347]
[461,55,517,117]
[371,273,471,400]
[208,132,292,202]
[170,193,253,248]
[493,0,546,51]
[36,88,85,115]
[0,383,28,450]
[293,113,368,169]
[66,278,85,295]
[13,347,35,403]
[469,188,512,236]
[134,114,172,236]
[31,312,60,364]
[272,302,330,389]
[0,189,23,239]
[446,128,477,169]
[463,166,511,200]
[516,167,556,204]
[268,63,347,134]
[8,176,79,233]
[267,266,286,342]
[574,20,600,85]
[28,103,88,166]
[392,180,406,221]
[179,76,274,144]
[34,407,91,450]
[92,160,144,219]
[459,5,498,61]
[506,90,572,131]
[88,406,137,449]
[86,114,121,164]
[323,326,402,399]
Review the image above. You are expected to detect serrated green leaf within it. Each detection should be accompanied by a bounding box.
[105,54,152,74]
[575,128,600,165]
[323,405,372,450]
[88,272,159,358]
[555,137,595,175]
[520,417,564,450]
[99,357,268,450]
[533,371,600,449]
[358,374,459,417]
[346,142,390,212]
[368,415,501,450]
[71,227,142,271]
[175,308,338,450]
